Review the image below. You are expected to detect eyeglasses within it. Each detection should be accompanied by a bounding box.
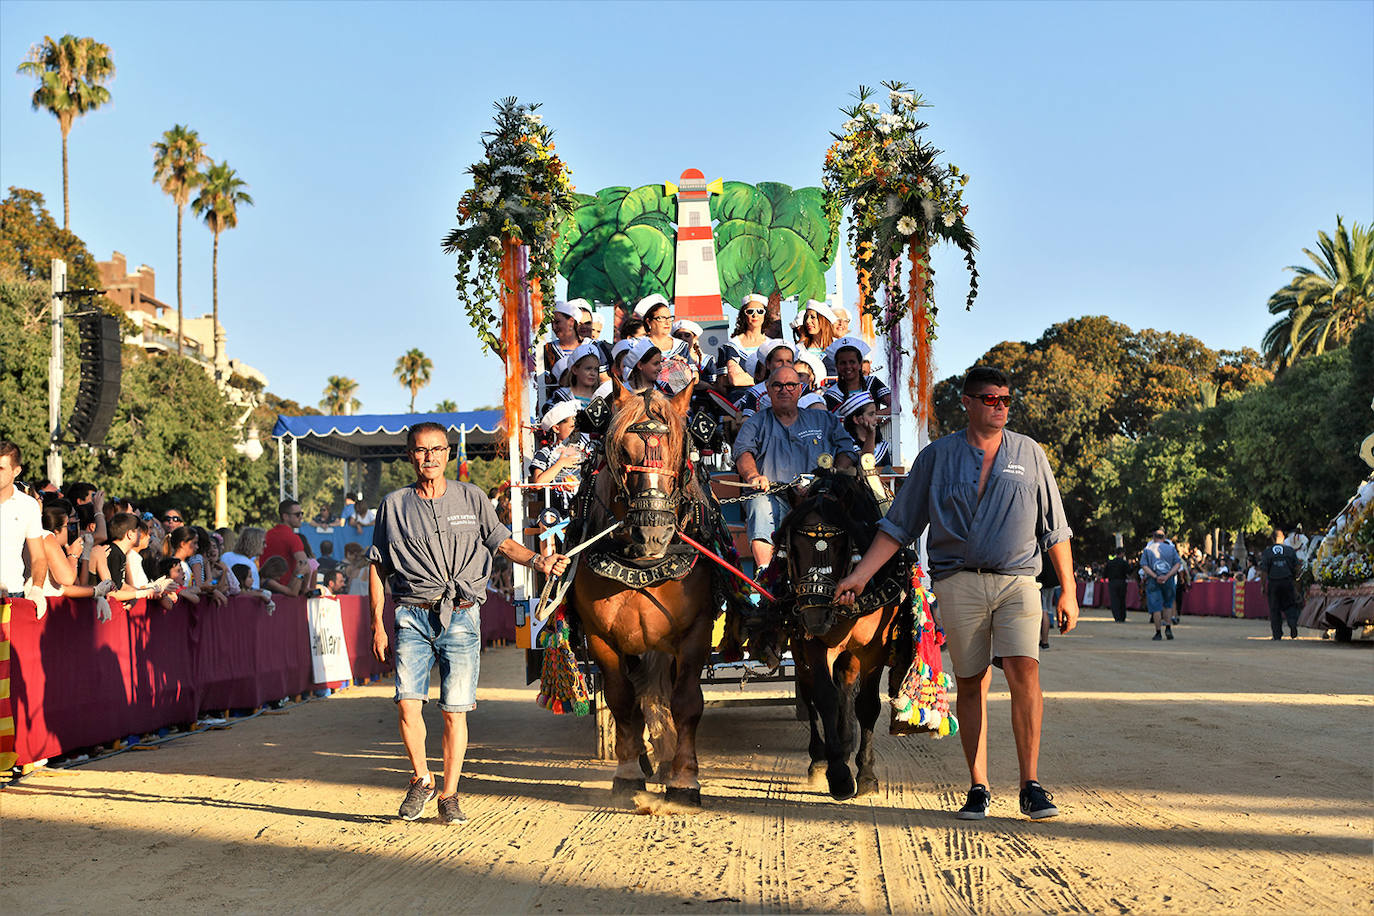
[411,445,451,459]
[768,381,802,392]
[744,308,766,316]
[162,515,182,523]
[972,394,1013,408]
[650,314,672,322]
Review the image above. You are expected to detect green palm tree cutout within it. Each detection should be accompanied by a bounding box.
[191,161,253,374]
[17,33,114,230]
[152,125,209,357]
[394,349,433,413]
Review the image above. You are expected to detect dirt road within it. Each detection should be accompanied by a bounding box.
[3,611,1371,914]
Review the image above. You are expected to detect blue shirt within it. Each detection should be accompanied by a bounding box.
[734,407,859,484]
[877,429,1072,581]
[1141,539,1183,578]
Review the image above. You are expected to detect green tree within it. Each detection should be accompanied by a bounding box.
[320,375,360,415]
[0,276,81,473]
[0,186,101,289]
[433,399,458,412]
[394,348,432,412]
[190,160,253,371]
[1263,217,1373,370]
[16,34,115,230]
[152,125,209,357]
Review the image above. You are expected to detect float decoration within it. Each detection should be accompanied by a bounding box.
[823,81,979,427]
[889,569,958,737]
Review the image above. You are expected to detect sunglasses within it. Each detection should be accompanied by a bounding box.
[744,308,766,316]
[972,394,1013,408]
[162,515,182,523]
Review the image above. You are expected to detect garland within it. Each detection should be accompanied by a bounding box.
[442,97,575,353]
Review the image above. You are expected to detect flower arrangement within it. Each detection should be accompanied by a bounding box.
[821,81,979,430]
[442,97,576,353]
[1312,476,1374,588]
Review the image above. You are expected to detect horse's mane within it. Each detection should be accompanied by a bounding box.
[776,471,883,553]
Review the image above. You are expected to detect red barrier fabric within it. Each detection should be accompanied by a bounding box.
[4,594,397,767]
[1078,577,1267,619]
[481,589,517,644]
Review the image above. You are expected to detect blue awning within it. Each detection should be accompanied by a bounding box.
[271,411,503,460]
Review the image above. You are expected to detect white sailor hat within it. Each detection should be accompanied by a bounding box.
[803,299,838,324]
[790,313,804,330]
[633,293,670,318]
[539,399,579,430]
[672,318,703,338]
[755,338,795,365]
[610,337,636,362]
[795,349,826,382]
[621,337,662,381]
[825,335,871,363]
[741,293,769,308]
[798,391,828,410]
[549,354,572,381]
[552,300,582,320]
[569,340,602,367]
[565,298,593,319]
[835,390,874,419]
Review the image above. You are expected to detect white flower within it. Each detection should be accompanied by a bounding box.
[862,102,880,114]
[897,216,918,236]
[835,140,851,152]
[842,118,861,132]
[890,90,914,106]
[480,188,499,204]
[917,176,933,194]
[920,199,936,222]
[524,112,543,124]
[943,212,957,227]
[875,120,891,135]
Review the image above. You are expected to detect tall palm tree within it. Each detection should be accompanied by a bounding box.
[394,349,433,412]
[434,399,458,412]
[152,125,209,357]
[191,161,253,374]
[17,34,115,230]
[320,376,361,415]
[1263,216,1373,370]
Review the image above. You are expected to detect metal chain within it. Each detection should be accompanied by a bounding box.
[714,472,812,506]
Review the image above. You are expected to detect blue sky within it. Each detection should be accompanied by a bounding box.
[2,0,1371,415]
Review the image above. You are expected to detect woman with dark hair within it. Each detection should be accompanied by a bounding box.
[633,294,688,362]
[836,391,891,467]
[37,500,114,602]
[622,337,664,392]
[822,335,892,413]
[719,293,772,396]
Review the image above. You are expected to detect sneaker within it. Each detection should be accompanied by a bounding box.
[1152,631,1163,641]
[1165,626,1174,640]
[956,784,992,820]
[398,776,436,820]
[437,793,468,825]
[1019,780,1059,819]
[1171,616,1180,625]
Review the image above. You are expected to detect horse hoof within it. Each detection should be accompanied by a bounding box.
[611,777,646,803]
[664,786,702,808]
[827,765,856,801]
[639,753,653,778]
[856,776,879,797]
[807,761,827,785]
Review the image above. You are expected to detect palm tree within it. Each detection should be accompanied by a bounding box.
[320,376,361,415]
[434,399,458,412]
[1263,217,1373,370]
[191,161,253,374]
[17,34,115,230]
[152,125,209,357]
[394,349,433,412]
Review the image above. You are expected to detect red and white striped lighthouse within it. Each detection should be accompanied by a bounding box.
[666,168,724,322]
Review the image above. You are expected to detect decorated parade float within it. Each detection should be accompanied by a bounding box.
[439,84,981,772]
[1302,425,1374,640]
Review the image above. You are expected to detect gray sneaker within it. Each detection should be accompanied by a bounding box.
[398,776,436,820]
[437,793,468,825]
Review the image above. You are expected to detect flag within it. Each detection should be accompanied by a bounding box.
[457,433,470,482]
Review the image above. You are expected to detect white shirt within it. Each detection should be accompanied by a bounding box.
[0,489,44,592]
[221,551,260,589]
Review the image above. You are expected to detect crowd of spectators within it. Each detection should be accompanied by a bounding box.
[0,439,387,623]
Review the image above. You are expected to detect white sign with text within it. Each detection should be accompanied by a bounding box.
[307,596,353,684]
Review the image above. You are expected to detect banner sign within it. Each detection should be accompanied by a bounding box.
[307,597,353,684]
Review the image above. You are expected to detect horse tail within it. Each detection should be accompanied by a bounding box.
[628,650,678,779]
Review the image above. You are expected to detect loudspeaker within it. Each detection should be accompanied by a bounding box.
[68,314,122,445]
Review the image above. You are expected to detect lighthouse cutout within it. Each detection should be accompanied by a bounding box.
[665,168,725,322]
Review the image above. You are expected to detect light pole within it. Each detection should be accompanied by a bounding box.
[48,259,66,488]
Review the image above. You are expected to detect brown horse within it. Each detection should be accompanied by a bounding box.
[567,377,717,807]
[776,471,910,800]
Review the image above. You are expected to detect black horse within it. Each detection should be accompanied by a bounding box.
[775,470,911,800]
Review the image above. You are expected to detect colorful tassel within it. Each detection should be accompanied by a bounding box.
[889,565,960,738]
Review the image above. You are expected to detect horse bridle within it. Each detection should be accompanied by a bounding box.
[788,521,851,607]
[604,405,691,540]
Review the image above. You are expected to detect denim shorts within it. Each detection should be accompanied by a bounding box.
[393,603,481,712]
[1144,577,1176,615]
[746,493,792,544]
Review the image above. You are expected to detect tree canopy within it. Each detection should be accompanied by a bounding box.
[0,186,101,290]
[1263,217,1372,370]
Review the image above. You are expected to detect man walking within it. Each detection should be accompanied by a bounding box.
[370,422,569,824]
[835,366,1077,821]
[1105,547,1131,623]
[1259,528,1303,640]
[1141,529,1182,641]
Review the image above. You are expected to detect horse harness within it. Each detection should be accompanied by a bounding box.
[784,519,909,636]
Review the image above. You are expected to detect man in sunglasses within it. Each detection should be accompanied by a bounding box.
[735,366,858,665]
[369,422,570,826]
[836,365,1077,822]
[262,500,312,592]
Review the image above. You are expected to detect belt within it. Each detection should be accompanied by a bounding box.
[963,568,1006,576]
[403,598,475,611]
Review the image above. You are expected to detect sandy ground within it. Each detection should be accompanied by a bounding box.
[3,611,1372,915]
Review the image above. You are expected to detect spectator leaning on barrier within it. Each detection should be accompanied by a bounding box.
[0,440,49,616]
[261,554,309,596]
[264,500,312,589]
[223,527,264,590]
[107,512,163,606]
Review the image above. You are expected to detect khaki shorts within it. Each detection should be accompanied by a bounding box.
[932,571,1042,678]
